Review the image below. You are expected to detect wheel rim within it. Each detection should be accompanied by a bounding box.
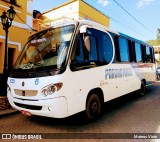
[90,101,99,115]
[86,93,102,120]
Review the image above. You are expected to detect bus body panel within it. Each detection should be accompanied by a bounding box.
[71,63,140,104]
[7,94,69,118]
[7,67,74,118]
[7,62,154,118]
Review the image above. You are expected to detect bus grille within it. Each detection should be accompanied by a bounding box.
[14,102,42,110]
[14,89,38,97]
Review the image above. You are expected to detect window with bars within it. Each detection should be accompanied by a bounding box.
[2,0,20,7]
[10,0,16,5]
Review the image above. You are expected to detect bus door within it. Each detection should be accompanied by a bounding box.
[70,25,118,111]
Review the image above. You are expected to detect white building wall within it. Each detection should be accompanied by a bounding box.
[26,0,33,28]
[27,0,33,14]
[154,46,160,67]
[44,1,79,22]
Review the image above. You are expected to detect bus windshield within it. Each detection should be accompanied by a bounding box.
[14,25,75,70]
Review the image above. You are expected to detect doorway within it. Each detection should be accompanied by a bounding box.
[8,48,15,73]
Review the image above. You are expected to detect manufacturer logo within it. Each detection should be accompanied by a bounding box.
[10,79,15,83]
[35,79,39,85]
[22,82,25,87]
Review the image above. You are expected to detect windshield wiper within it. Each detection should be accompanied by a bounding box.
[32,62,52,76]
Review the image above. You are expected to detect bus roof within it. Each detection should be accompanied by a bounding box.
[78,20,152,47]
[32,19,152,48]
[78,20,119,35]
[119,32,153,47]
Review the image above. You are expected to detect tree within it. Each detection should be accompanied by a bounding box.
[157,28,160,40]
[147,28,160,45]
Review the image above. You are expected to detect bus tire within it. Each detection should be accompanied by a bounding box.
[139,81,146,96]
[85,93,102,121]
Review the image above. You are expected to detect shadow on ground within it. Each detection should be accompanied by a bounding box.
[28,90,142,127]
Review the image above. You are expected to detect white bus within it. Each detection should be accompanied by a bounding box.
[7,20,156,120]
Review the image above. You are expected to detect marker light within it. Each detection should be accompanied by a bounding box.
[7,85,11,93]
[41,83,63,96]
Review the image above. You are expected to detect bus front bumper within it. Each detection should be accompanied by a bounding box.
[7,93,69,118]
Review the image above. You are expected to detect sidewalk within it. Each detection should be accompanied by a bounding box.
[0,96,18,117]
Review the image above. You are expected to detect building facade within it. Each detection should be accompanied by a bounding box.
[33,0,110,31]
[154,45,160,67]
[0,0,33,74]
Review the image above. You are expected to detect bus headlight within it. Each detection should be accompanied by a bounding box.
[41,83,63,96]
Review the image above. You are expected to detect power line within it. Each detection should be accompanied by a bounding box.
[112,0,156,36]
[15,13,36,31]
[86,0,149,40]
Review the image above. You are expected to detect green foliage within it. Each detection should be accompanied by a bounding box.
[157,28,160,40]
[146,40,160,46]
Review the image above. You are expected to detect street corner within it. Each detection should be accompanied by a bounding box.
[0,96,18,117]
[0,96,11,110]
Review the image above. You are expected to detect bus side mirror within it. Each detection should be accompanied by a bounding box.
[84,36,91,53]
[80,25,87,33]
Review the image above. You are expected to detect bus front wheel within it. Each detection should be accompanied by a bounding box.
[85,93,102,121]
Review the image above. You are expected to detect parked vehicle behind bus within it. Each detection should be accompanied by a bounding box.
[156,66,160,79]
[7,20,156,121]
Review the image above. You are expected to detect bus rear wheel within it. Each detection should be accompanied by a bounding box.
[85,93,102,121]
[139,81,146,96]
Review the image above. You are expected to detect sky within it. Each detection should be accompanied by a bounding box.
[33,0,160,42]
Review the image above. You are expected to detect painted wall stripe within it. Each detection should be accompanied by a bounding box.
[0,36,21,51]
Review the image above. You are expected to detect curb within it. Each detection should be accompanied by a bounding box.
[0,108,19,117]
[0,96,11,110]
[154,80,160,85]
[0,96,19,117]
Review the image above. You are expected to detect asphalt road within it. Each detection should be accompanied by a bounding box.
[1,82,160,142]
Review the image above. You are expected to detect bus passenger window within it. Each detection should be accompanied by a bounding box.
[102,34,113,64]
[135,43,142,62]
[118,37,130,62]
[70,35,86,71]
[71,33,98,71]
[146,47,152,63]
[86,36,97,61]
[73,35,84,61]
